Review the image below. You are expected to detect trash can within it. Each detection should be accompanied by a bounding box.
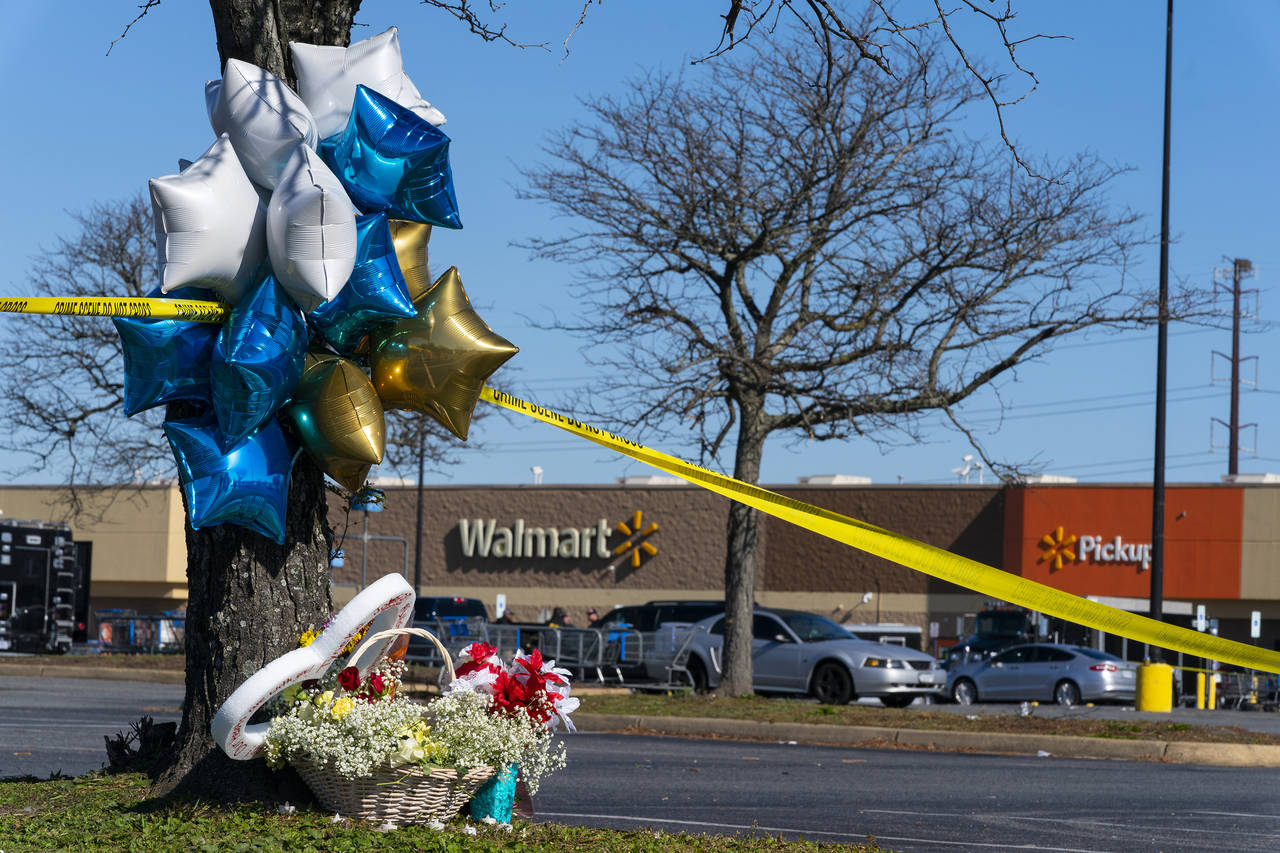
[1136,661,1173,712]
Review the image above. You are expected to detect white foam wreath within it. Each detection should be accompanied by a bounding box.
[211,573,416,760]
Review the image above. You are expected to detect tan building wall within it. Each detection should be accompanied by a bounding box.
[1241,488,1280,600]
[329,484,1001,632]
[0,485,187,614]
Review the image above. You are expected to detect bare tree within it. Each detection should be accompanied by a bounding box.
[0,197,170,494]
[519,35,1192,697]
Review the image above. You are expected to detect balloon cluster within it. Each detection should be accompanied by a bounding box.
[117,27,517,544]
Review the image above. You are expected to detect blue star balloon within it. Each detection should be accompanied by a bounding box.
[164,411,295,544]
[309,213,415,354]
[210,273,308,448]
[319,85,462,229]
[114,285,221,417]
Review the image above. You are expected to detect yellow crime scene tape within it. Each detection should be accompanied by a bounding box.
[9,297,1276,672]
[479,386,1280,674]
[0,296,229,323]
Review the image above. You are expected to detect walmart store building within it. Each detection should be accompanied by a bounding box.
[2,478,1278,652]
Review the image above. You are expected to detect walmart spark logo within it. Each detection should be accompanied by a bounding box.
[613,510,658,568]
[1038,525,1078,570]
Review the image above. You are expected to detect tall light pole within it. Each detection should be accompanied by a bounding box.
[1149,0,1174,640]
[413,429,424,594]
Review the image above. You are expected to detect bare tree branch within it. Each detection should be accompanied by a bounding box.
[107,0,162,56]
[518,31,1209,696]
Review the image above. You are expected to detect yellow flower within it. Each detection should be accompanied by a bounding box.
[298,629,318,648]
[330,696,354,720]
[315,690,334,708]
[341,627,368,655]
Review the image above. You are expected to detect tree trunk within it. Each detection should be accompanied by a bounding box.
[152,456,334,801]
[716,397,766,697]
[150,3,362,800]
[207,0,362,88]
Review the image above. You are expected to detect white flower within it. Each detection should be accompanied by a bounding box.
[463,825,478,836]
[377,820,398,833]
[277,803,296,815]
[481,816,497,825]
[426,819,445,831]
[329,813,345,824]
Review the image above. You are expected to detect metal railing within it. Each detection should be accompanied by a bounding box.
[404,621,664,685]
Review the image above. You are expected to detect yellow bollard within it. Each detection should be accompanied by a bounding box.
[1136,662,1173,712]
[1195,672,1206,709]
[1209,676,1217,710]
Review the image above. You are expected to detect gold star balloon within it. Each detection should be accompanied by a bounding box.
[285,352,386,491]
[369,266,518,441]
[388,219,433,303]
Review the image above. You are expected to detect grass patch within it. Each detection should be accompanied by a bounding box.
[0,772,877,852]
[579,693,1280,745]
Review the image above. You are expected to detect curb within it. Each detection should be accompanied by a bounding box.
[571,713,1280,768]
[0,663,184,684]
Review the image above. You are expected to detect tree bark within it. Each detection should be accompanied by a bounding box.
[149,2,362,801]
[717,397,766,697]
[152,456,334,801]
[207,0,362,87]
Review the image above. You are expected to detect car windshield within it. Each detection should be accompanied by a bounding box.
[776,611,851,642]
[1073,647,1124,662]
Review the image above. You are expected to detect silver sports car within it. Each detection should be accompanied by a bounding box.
[681,608,944,706]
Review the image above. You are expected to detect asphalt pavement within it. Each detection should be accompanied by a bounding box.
[5,675,1280,850]
[6,663,1280,774]
[540,731,1280,852]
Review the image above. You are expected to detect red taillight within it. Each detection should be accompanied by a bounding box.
[1089,663,1118,672]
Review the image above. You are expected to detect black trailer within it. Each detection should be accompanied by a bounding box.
[0,519,85,654]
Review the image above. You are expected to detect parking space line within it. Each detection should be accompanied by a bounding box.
[537,811,1105,851]
[863,809,1280,839]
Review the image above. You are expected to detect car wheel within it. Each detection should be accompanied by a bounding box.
[879,694,915,709]
[951,678,978,705]
[1054,679,1081,707]
[811,662,855,705]
[687,656,709,693]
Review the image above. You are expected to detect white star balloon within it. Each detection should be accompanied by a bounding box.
[267,145,358,312]
[149,134,267,303]
[206,58,319,190]
[291,26,446,140]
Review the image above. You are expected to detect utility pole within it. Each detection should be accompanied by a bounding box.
[1149,0,1173,637]
[413,430,425,594]
[1212,258,1257,475]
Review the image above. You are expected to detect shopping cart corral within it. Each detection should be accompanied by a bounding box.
[404,615,487,667]
[401,620,712,690]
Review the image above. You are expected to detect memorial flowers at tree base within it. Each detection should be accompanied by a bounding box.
[260,637,577,823]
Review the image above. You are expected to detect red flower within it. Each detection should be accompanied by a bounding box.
[337,666,360,692]
[463,642,498,663]
[370,673,386,695]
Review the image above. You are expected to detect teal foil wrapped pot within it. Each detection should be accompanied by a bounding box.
[469,763,517,822]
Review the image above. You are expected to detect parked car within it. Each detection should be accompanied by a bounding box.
[595,600,724,632]
[406,596,488,662]
[679,608,944,706]
[945,643,1137,707]
[592,601,725,681]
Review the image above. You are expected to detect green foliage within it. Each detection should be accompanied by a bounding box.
[0,772,874,852]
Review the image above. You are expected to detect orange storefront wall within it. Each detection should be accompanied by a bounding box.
[1003,487,1243,600]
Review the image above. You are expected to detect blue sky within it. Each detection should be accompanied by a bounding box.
[0,1,1277,487]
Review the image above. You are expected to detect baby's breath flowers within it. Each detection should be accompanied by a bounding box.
[263,658,444,779]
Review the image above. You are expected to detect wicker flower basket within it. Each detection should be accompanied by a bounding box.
[294,759,497,823]
[290,626,498,823]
